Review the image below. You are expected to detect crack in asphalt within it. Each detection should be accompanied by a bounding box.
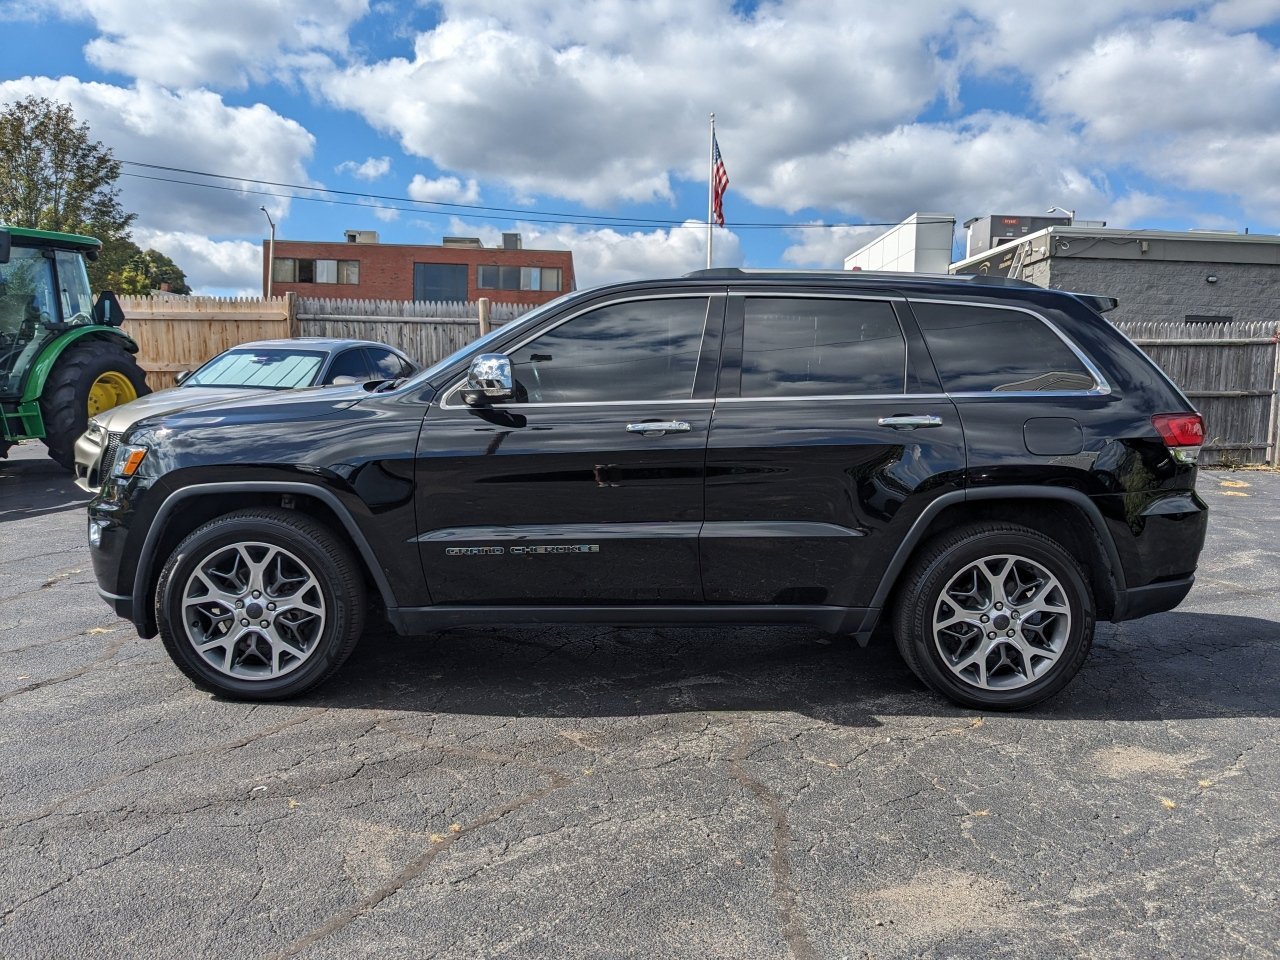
[727,721,816,960]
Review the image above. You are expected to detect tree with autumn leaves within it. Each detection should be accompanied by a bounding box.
[0,95,190,294]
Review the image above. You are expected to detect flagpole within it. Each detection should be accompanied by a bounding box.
[707,112,715,269]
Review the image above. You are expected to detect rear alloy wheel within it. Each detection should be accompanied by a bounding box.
[156,509,365,700]
[893,523,1094,710]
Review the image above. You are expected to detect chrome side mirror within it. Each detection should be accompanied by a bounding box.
[175,369,191,384]
[462,353,514,405]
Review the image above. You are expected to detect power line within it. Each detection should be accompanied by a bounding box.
[120,160,954,233]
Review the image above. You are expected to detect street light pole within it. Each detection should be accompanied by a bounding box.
[260,206,276,298]
[1046,205,1075,225]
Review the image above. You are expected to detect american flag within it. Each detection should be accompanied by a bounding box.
[712,134,729,226]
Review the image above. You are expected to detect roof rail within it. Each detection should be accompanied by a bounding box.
[683,267,1040,288]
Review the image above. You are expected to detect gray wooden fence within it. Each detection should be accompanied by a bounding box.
[1112,319,1280,465]
[296,298,537,369]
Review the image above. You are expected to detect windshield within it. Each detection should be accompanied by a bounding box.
[410,292,579,389]
[185,348,326,389]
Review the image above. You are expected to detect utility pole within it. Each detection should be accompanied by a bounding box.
[260,206,276,297]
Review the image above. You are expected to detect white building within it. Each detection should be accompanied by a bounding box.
[843,213,956,273]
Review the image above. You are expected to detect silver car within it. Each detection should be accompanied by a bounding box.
[74,337,417,491]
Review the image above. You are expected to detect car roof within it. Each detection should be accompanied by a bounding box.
[225,338,410,354]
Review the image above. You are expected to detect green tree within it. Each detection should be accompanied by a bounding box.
[0,95,134,241]
[110,247,192,295]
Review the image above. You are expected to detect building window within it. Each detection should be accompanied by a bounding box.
[477,265,562,292]
[414,263,469,301]
[273,258,297,283]
[272,257,360,284]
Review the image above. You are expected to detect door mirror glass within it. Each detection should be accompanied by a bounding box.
[463,353,514,405]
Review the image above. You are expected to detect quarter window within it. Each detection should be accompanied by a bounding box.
[739,298,905,397]
[912,302,1095,393]
[506,298,708,403]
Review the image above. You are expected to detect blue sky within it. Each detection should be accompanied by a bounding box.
[2,0,1279,294]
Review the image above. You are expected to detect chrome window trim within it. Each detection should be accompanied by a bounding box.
[734,292,910,400]
[715,393,949,403]
[440,292,725,410]
[907,297,1113,397]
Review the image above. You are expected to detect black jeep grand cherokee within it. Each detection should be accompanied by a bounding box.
[88,269,1207,709]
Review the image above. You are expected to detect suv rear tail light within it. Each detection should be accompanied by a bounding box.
[1152,413,1204,463]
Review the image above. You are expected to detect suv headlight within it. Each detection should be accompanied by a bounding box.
[110,444,149,478]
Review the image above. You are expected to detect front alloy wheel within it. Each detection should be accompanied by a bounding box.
[182,541,327,681]
[157,509,365,700]
[893,523,1094,710]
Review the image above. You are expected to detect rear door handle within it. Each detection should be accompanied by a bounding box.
[626,421,691,435]
[878,414,943,429]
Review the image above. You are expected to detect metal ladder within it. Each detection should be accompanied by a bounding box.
[1006,240,1029,280]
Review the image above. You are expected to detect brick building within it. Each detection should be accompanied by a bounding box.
[950,224,1280,326]
[263,231,576,305]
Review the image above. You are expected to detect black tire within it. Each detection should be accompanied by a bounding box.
[39,338,150,470]
[156,508,366,701]
[892,522,1094,711]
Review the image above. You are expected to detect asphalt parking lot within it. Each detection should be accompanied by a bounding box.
[1,441,1277,960]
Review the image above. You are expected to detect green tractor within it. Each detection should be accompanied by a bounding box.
[0,226,150,468]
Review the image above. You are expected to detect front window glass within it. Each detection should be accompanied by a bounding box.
[507,297,708,403]
[740,298,905,397]
[184,349,326,389]
[55,250,95,324]
[0,248,57,389]
[912,302,1095,392]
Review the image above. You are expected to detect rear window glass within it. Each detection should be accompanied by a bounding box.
[911,302,1095,393]
[186,349,325,389]
[739,298,905,397]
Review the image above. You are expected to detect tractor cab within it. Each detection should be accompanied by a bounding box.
[0,227,147,467]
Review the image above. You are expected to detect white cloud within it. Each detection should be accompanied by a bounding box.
[0,76,315,236]
[755,113,1108,221]
[311,2,961,206]
[440,217,742,288]
[27,0,370,89]
[781,225,892,268]
[132,228,261,295]
[407,174,481,205]
[1205,0,1280,30]
[1041,20,1280,143]
[371,204,399,222]
[336,155,391,180]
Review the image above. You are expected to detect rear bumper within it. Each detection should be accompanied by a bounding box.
[1110,576,1195,622]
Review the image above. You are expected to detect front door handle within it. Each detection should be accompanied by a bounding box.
[626,421,691,435]
[878,414,943,429]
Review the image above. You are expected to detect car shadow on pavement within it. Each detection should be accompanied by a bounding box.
[0,449,90,521]
[308,610,1280,727]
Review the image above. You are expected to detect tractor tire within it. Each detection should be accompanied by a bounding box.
[39,339,150,470]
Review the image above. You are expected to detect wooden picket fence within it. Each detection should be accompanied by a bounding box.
[119,294,294,391]
[1112,319,1280,464]
[295,297,538,368]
